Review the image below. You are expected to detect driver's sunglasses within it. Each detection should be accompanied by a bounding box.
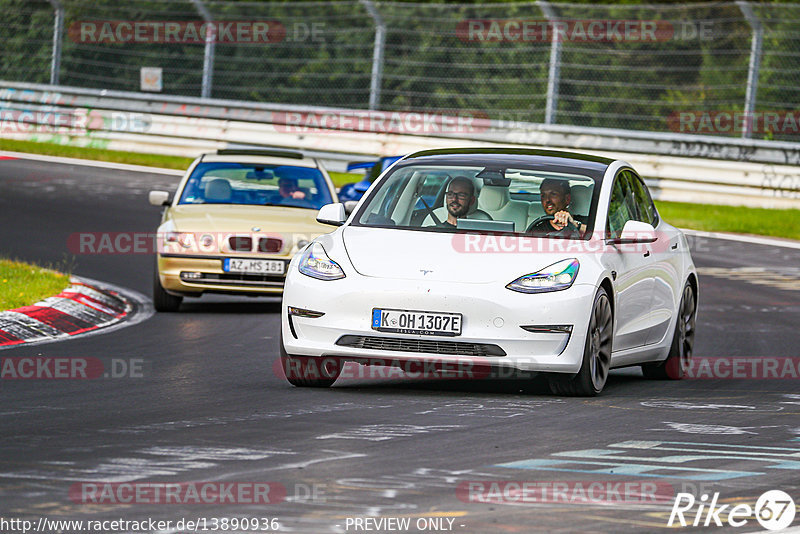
[445,191,470,201]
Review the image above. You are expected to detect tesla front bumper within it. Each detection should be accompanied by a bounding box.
[282,269,598,374]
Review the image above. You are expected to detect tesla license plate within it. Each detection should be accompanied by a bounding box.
[372,308,462,337]
[223,258,285,274]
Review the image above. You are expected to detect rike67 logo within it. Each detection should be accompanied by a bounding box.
[668,490,795,530]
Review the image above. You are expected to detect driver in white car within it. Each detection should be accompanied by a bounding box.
[529,178,586,237]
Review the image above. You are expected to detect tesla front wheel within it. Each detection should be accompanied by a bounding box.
[280,334,341,388]
[642,282,696,380]
[548,286,613,396]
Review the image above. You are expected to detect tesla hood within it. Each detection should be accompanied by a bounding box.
[342,226,572,283]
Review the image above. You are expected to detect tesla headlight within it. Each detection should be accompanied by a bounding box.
[507,259,579,293]
[298,242,345,280]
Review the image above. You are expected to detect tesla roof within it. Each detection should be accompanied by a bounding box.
[403,147,614,174]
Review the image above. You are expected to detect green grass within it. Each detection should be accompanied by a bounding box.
[656,201,800,241]
[3,140,799,241]
[0,259,71,311]
[0,139,194,170]
[329,171,362,188]
[1,139,363,185]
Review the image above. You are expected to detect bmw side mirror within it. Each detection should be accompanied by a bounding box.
[317,203,347,226]
[149,190,171,206]
[607,220,657,245]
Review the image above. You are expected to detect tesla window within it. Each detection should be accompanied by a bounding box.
[178,162,333,209]
[355,164,597,238]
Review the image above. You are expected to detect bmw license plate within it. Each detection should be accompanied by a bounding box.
[372,308,462,337]
[223,258,285,274]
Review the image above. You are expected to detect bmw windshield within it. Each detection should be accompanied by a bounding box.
[178,162,333,209]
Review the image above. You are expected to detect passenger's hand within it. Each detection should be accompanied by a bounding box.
[291,191,306,199]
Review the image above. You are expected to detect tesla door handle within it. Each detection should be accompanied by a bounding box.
[643,250,650,257]
[671,242,678,250]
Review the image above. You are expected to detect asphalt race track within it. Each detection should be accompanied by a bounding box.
[1,157,798,533]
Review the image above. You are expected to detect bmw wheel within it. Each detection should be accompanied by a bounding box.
[153,263,183,312]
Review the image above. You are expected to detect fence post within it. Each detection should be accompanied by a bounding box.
[190,0,215,99]
[46,0,64,86]
[361,0,385,110]
[737,1,762,139]
[538,0,561,125]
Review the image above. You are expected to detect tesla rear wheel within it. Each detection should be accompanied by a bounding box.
[548,287,613,396]
[280,334,341,388]
[153,265,182,312]
[642,282,696,380]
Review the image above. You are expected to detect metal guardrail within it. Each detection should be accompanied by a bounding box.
[7,1,800,142]
[1,81,799,209]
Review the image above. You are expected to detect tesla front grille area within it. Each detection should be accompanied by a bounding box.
[335,335,507,357]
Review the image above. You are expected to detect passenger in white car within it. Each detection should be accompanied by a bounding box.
[438,176,494,228]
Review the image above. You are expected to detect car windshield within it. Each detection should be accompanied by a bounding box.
[354,163,598,239]
[178,162,333,209]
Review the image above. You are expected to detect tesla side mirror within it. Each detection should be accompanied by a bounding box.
[343,200,359,215]
[607,220,657,245]
[149,190,170,206]
[317,203,347,226]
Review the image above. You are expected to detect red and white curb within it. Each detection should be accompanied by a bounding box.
[0,277,148,348]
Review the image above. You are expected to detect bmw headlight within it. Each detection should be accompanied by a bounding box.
[298,242,345,280]
[164,231,193,249]
[507,259,579,293]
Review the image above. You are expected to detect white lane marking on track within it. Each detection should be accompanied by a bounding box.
[696,267,800,291]
[656,422,773,435]
[640,400,783,412]
[317,424,462,441]
[682,229,800,250]
[0,150,184,175]
[414,400,564,418]
[0,446,295,483]
[99,402,391,434]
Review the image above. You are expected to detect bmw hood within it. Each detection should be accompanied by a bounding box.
[341,226,582,283]
[166,205,328,235]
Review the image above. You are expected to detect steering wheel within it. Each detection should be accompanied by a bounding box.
[526,215,579,234]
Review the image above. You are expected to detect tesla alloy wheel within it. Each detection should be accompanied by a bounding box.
[549,286,613,396]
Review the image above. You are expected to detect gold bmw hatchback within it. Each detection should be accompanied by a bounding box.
[148,149,338,311]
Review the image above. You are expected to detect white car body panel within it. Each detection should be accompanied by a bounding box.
[280,151,697,378]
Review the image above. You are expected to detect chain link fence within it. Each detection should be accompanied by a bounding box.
[1,0,798,141]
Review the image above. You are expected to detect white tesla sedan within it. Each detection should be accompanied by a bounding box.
[279,148,698,395]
